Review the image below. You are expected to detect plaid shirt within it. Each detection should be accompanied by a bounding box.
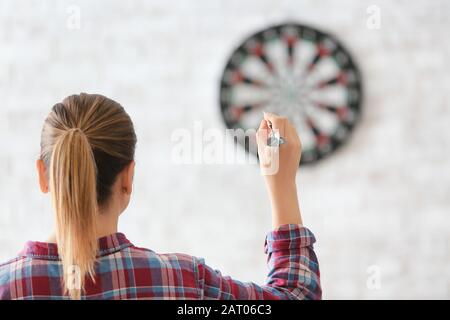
[0,224,321,300]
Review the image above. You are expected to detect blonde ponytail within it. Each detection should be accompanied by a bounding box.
[49,128,98,300]
[41,93,137,300]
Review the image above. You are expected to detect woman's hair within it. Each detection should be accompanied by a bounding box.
[40,93,137,299]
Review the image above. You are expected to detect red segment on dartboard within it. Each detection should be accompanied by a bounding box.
[317,79,332,89]
[317,44,330,57]
[306,117,330,147]
[308,44,331,72]
[231,71,243,83]
[285,35,297,47]
[284,35,297,65]
[249,42,275,73]
[337,72,348,85]
[230,106,244,120]
[336,107,349,120]
[316,134,330,147]
[266,61,275,72]
[230,70,265,87]
[250,42,264,56]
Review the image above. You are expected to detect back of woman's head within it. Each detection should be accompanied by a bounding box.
[40,93,137,299]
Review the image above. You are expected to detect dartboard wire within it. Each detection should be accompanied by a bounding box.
[226,71,276,110]
[228,81,273,102]
[294,114,313,148]
[295,56,352,112]
[298,87,349,116]
[246,44,270,74]
[299,68,349,95]
[293,39,339,92]
[291,64,315,96]
[273,29,344,98]
[283,39,308,89]
[295,65,334,95]
[225,68,273,89]
[226,52,286,103]
[309,79,353,108]
[244,38,284,77]
[298,91,346,145]
[224,73,274,115]
[302,111,332,151]
[228,100,272,122]
[301,95,352,142]
[286,35,315,102]
[230,52,349,127]
[281,28,299,68]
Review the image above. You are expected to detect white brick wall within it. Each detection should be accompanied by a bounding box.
[0,0,449,299]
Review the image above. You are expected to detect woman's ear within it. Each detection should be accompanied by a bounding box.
[122,160,135,196]
[36,159,49,193]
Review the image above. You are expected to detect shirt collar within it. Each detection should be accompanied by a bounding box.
[19,233,133,260]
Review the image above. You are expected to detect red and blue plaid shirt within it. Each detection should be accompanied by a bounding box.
[0,224,321,300]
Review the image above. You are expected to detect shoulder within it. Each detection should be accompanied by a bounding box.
[0,256,25,277]
[0,256,27,299]
[125,245,201,268]
[116,246,204,296]
[0,255,59,283]
[0,256,23,268]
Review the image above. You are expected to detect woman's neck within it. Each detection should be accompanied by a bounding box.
[46,212,119,243]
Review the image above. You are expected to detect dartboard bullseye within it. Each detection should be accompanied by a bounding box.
[219,23,363,165]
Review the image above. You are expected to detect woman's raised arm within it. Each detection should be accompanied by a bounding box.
[197,113,321,300]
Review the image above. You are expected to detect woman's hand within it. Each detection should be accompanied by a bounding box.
[256,112,303,228]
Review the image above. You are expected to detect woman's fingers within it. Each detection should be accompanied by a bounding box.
[257,112,303,175]
[258,112,301,152]
[256,118,269,143]
[263,112,286,138]
[256,117,278,172]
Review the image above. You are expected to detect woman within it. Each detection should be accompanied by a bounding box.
[0,93,321,300]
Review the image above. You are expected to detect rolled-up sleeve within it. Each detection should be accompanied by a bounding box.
[197,224,322,300]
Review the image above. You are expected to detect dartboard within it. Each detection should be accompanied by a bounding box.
[219,23,363,165]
